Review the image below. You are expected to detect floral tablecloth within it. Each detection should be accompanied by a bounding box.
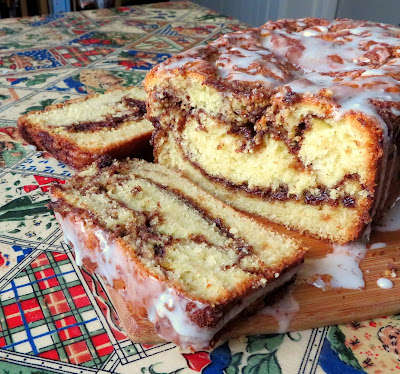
[0,2,399,373]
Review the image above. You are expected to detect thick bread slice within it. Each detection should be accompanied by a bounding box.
[50,158,306,350]
[18,87,154,170]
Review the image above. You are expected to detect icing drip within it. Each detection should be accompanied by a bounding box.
[369,242,387,250]
[373,199,400,232]
[299,241,367,290]
[258,292,299,333]
[56,212,300,350]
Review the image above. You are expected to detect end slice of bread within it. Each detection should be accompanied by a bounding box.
[18,87,154,170]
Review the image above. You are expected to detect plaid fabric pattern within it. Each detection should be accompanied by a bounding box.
[0,252,114,367]
[50,46,115,67]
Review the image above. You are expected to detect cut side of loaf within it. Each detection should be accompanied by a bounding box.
[50,158,306,350]
[18,87,154,170]
[144,18,400,244]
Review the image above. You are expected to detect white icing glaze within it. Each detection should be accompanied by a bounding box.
[299,241,367,290]
[316,26,329,33]
[220,47,269,71]
[165,56,201,70]
[258,292,299,333]
[56,213,208,346]
[161,20,400,108]
[302,29,322,37]
[377,278,393,289]
[369,242,387,249]
[161,20,400,147]
[56,212,300,350]
[264,33,361,74]
[216,46,283,85]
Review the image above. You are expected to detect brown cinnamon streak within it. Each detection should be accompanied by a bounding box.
[124,97,147,115]
[170,129,360,209]
[65,99,147,133]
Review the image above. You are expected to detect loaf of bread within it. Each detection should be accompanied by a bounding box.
[144,18,400,244]
[18,87,153,169]
[50,158,306,350]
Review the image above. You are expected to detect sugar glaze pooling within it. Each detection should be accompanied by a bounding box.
[369,242,387,250]
[299,241,367,290]
[258,291,299,333]
[377,278,393,289]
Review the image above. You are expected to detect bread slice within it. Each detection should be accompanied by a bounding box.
[144,18,400,244]
[50,158,306,350]
[18,87,154,170]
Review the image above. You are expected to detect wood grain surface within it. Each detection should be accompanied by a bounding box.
[105,222,400,344]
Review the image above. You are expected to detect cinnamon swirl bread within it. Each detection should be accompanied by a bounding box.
[50,158,305,350]
[144,18,400,244]
[18,87,153,169]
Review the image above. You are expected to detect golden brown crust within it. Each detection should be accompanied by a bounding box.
[144,18,400,96]
[18,118,153,169]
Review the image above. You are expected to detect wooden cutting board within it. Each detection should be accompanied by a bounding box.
[107,222,400,344]
[226,225,400,340]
